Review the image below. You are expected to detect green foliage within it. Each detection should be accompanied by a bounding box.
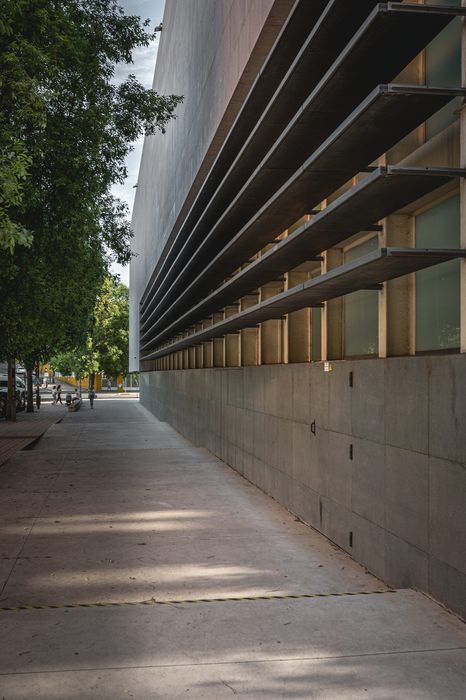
[50,338,99,380]
[92,277,129,377]
[0,145,33,252]
[0,0,182,364]
[49,276,129,379]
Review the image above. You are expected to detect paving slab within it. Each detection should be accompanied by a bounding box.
[0,397,465,698]
[2,649,466,700]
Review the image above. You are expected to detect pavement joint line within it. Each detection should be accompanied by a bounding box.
[1,645,466,677]
[0,589,396,612]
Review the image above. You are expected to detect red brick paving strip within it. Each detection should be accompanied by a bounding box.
[0,415,62,465]
[0,438,36,466]
[0,418,60,438]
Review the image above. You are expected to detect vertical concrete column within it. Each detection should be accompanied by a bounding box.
[240,294,259,365]
[381,215,414,356]
[287,270,311,363]
[212,312,226,367]
[194,323,204,368]
[194,345,203,368]
[260,281,284,364]
[225,304,240,367]
[322,248,343,360]
[188,331,196,368]
[183,346,189,368]
[202,318,214,368]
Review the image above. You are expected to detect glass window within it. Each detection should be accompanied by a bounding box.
[425,0,461,139]
[344,237,379,357]
[415,195,460,352]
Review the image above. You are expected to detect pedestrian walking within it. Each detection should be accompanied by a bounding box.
[88,387,96,409]
[35,386,41,410]
[56,384,63,404]
[51,385,57,405]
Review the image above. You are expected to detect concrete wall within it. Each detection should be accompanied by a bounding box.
[129,0,294,371]
[141,355,466,619]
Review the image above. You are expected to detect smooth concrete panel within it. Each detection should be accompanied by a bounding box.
[322,431,352,510]
[263,364,294,419]
[429,557,466,621]
[385,531,429,591]
[351,438,385,528]
[288,478,321,530]
[326,361,352,435]
[385,446,429,552]
[291,420,313,486]
[307,429,327,496]
[429,455,466,575]
[309,362,329,430]
[291,364,311,424]
[428,355,466,464]
[276,417,293,473]
[351,359,385,444]
[385,357,429,454]
[350,513,386,582]
[321,497,351,556]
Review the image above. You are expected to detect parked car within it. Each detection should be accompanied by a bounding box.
[0,389,7,419]
[0,376,27,411]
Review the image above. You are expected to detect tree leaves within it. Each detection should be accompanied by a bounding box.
[0,0,182,364]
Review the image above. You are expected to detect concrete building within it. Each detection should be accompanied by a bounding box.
[130,0,466,618]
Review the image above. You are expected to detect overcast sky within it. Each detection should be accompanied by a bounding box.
[111,0,166,285]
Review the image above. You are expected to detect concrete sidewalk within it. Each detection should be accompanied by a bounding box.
[0,398,465,698]
[0,403,64,466]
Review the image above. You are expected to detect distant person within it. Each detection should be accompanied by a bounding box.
[106,378,111,391]
[88,387,96,409]
[56,384,63,404]
[51,385,57,405]
[35,386,41,410]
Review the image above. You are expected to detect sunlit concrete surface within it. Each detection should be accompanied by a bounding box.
[0,397,465,698]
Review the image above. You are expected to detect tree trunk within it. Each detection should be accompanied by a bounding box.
[89,372,95,390]
[6,358,16,422]
[26,368,34,413]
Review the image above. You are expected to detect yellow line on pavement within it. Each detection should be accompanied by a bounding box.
[0,589,396,612]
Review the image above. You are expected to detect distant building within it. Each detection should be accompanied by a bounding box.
[130,1,466,618]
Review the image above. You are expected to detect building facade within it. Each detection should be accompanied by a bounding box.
[130,0,466,618]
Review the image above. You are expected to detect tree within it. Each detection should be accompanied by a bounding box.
[92,277,129,379]
[0,1,182,410]
[48,276,129,387]
[50,341,99,383]
[0,145,32,253]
